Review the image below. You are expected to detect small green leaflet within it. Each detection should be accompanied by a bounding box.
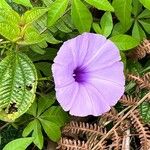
[112,0,132,30]
[2,137,34,150]
[85,0,114,11]
[110,34,139,51]
[48,0,69,27]
[139,0,150,10]
[71,0,92,33]
[12,0,33,8]
[0,52,37,122]
[132,21,146,41]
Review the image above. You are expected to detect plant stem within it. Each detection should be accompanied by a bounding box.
[0,123,9,131]
[92,92,150,150]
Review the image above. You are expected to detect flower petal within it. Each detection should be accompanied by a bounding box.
[70,84,110,116]
[52,63,74,88]
[55,82,79,111]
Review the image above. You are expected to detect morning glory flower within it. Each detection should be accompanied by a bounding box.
[52,33,125,116]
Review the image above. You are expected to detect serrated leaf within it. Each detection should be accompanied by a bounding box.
[3,137,33,150]
[40,119,61,142]
[140,102,150,123]
[112,0,132,30]
[18,26,44,45]
[139,0,150,10]
[12,0,33,8]
[0,22,20,41]
[22,8,48,24]
[0,8,20,25]
[100,12,113,37]
[0,52,37,122]
[48,0,68,27]
[41,106,69,126]
[85,0,114,11]
[132,21,146,41]
[0,0,13,10]
[71,0,92,33]
[110,34,139,51]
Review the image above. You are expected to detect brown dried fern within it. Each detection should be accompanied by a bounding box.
[129,39,150,59]
[128,110,150,150]
[127,74,150,90]
[62,121,105,137]
[57,138,88,150]
[120,95,139,106]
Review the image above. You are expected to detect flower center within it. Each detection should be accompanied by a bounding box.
[73,67,87,83]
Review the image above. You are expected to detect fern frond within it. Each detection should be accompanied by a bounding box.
[129,39,150,59]
[120,95,139,106]
[127,74,150,90]
[62,121,105,137]
[128,110,150,150]
[57,138,88,150]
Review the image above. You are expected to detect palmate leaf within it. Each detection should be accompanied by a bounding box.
[0,52,37,122]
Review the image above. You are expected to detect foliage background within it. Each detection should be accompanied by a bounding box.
[0,0,150,149]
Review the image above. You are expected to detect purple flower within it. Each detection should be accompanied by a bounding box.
[52,33,125,116]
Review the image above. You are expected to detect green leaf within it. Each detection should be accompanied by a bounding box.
[85,0,114,11]
[27,101,37,117]
[0,8,20,25]
[100,12,113,37]
[112,0,132,30]
[138,9,150,18]
[111,22,127,36]
[3,137,33,150]
[18,26,45,45]
[41,106,69,126]
[44,32,62,44]
[0,52,37,122]
[22,120,35,137]
[47,0,69,27]
[71,0,92,33]
[32,119,43,149]
[139,19,150,33]
[37,93,55,116]
[140,102,150,123]
[92,22,102,34]
[0,22,20,41]
[132,21,146,41]
[12,0,33,8]
[30,45,45,55]
[0,0,13,10]
[139,0,150,10]
[22,8,48,24]
[110,34,139,51]
[132,0,142,16]
[40,119,61,142]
